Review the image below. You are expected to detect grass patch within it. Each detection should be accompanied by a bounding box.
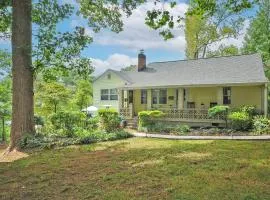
[0,138,270,199]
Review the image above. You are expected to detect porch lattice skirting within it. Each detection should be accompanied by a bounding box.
[120,108,226,123]
[159,109,225,122]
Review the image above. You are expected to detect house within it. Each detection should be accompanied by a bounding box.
[93,51,268,125]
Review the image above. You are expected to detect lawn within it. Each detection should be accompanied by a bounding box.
[0,138,270,200]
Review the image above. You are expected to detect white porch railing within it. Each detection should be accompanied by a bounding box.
[119,107,226,122]
[159,108,226,122]
[119,104,133,119]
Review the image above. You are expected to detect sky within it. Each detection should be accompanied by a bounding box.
[0,0,253,76]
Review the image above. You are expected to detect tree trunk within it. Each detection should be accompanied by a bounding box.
[202,45,207,58]
[9,0,34,150]
[54,103,57,113]
[2,117,5,142]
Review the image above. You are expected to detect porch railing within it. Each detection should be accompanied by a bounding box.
[119,104,133,119]
[158,108,226,122]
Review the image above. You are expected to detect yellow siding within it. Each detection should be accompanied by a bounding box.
[93,71,125,111]
[133,90,147,114]
[132,85,264,114]
[231,86,263,110]
[187,87,218,109]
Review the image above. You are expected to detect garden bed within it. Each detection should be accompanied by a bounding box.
[136,127,269,136]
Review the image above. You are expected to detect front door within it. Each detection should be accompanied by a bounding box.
[128,90,133,104]
[128,90,134,116]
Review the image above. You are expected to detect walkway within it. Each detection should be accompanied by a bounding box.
[131,132,270,140]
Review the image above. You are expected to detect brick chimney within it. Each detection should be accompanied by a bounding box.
[138,49,146,72]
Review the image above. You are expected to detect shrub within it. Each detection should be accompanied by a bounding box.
[148,122,172,133]
[138,110,165,131]
[175,124,191,134]
[253,116,270,135]
[228,111,251,131]
[19,130,132,149]
[85,116,99,131]
[49,111,86,137]
[98,109,121,133]
[19,134,80,149]
[34,115,44,126]
[240,105,257,117]
[208,106,229,118]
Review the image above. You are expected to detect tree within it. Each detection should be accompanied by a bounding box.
[207,44,239,57]
[120,65,137,72]
[0,50,11,143]
[32,0,93,81]
[242,0,270,76]
[36,82,70,114]
[74,79,93,110]
[184,0,245,59]
[1,0,144,150]
[146,0,256,44]
[8,0,34,150]
[0,77,11,142]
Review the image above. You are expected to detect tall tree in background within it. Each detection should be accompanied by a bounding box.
[146,0,255,58]
[74,80,93,111]
[184,0,244,59]
[9,0,34,150]
[242,0,270,76]
[36,82,70,114]
[207,44,239,57]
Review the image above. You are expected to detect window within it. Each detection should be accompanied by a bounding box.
[141,90,147,104]
[223,87,231,105]
[187,102,195,109]
[101,89,109,100]
[100,89,118,100]
[110,89,118,100]
[107,74,111,79]
[152,89,167,104]
[159,89,167,104]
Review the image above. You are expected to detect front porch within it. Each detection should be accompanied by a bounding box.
[118,85,267,123]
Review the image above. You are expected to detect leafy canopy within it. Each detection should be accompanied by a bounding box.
[242,0,270,76]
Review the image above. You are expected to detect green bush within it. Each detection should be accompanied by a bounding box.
[138,110,165,131]
[175,124,191,134]
[240,105,257,117]
[49,111,86,137]
[19,130,132,149]
[228,111,251,131]
[147,122,172,133]
[98,109,121,133]
[34,115,44,126]
[85,116,99,131]
[19,134,80,149]
[253,116,270,134]
[208,106,229,118]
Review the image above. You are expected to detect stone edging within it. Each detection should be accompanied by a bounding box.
[132,132,270,140]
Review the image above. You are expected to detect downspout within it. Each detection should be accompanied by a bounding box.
[264,83,268,117]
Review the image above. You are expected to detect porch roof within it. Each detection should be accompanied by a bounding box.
[115,54,268,89]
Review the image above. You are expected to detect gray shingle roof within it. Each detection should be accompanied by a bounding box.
[110,54,268,88]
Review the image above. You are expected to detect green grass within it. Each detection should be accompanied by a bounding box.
[0,138,270,200]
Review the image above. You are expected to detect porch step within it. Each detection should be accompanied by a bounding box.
[126,117,138,129]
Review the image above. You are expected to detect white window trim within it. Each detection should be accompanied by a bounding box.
[100,89,118,101]
[152,89,167,105]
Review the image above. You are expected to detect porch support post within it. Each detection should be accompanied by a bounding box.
[147,89,152,110]
[264,83,268,117]
[123,89,128,107]
[118,89,123,112]
[217,87,223,105]
[178,88,184,109]
[184,88,189,108]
